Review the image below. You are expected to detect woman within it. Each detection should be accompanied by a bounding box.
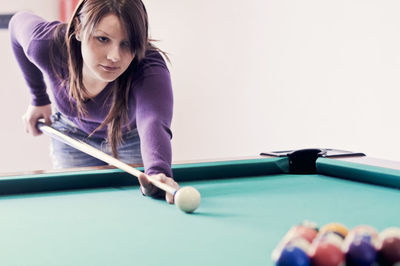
[9,0,179,203]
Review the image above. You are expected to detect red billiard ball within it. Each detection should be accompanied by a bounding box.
[310,232,345,266]
[293,225,318,244]
[311,242,344,266]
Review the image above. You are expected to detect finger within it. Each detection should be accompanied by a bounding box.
[164,178,179,204]
[44,115,52,126]
[138,173,159,196]
[138,173,151,192]
[29,117,41,136]
[156,173,167,183]
[153,174,174,204]
[166,190,174,204]
[26,119,36,135]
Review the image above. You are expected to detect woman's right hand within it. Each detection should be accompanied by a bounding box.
[22,104,52,136]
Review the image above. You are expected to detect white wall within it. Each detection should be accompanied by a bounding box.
[1,0,400,173]
[144,0,400,162]
[0,0,57,172]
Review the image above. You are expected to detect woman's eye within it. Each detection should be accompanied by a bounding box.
[96,36,108,43]
[121,41,130,48]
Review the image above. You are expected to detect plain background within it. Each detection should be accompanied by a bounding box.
[1,0,400,173]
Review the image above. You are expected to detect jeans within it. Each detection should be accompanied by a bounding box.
[50,112,143,169]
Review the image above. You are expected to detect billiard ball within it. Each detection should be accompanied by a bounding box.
[380,227,400,240]
[344,225,380,252]
[271,224,314,265]
[379,237,400,265]
[271,223,317,262]
[319,222,349,239]
[313,231,344,246]
[309,232,345,266]
[351,225,379,242]
[174,186,201,213]
[311,241,344,266]
[293,225,318,243]
[378,227,400,265]
[343,225,379,265]
[276,238,311,266]
[344,236,377,266]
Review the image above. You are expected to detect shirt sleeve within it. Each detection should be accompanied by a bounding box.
[134,66,174,178]
[9,11,58,106]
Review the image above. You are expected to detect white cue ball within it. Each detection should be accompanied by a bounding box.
[174,186,201,213]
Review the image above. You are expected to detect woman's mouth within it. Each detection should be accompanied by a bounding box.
[100,65,120,72]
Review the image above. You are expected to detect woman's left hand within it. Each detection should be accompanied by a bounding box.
[138,173,180,204]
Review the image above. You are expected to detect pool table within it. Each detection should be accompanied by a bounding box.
[0,152,399,266]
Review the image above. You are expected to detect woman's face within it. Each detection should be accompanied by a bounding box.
[78,13,134,85]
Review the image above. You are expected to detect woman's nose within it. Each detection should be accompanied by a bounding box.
[107,45,120,62]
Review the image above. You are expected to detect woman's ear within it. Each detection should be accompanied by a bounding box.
[73,17,82,42]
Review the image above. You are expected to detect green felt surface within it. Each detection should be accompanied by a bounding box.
[0,162,399,266]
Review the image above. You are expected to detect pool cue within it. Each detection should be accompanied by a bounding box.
[36,122,176,195]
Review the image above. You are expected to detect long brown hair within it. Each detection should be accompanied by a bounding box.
[52,0,161,158]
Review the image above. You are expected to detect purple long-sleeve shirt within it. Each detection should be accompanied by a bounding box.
[9,11,173,177]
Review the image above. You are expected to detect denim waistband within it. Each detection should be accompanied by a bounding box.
[52,112,79,128]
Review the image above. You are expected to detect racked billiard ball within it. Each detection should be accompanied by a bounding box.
[310,233,344,266]
[276,238,310,266]
[344,236,377,266]
[378,227,400,265]
[319,222,349,239]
